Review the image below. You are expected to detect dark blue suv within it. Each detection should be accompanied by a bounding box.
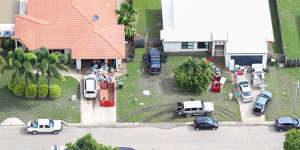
[143,48,167,75]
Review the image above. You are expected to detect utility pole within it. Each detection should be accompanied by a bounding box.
[294,80,300,117]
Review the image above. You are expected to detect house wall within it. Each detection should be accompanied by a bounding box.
[163,41,208,52]
[225,53,267,68]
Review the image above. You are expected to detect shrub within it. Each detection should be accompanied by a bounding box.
[13,83,25,96]
[49,84,62,98]
[284,128,300,150]
[25,84,37,98]
[38,84,48,98]
[8,80,15,91]
[173,58,214,93]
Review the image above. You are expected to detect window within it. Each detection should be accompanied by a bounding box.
[215,45,225,50]
[197,42,208,49]
[184,108,191,111]
[182,42,194,49]
[45,125,50,128]
[191,108,197,111]
[39,125,43,128]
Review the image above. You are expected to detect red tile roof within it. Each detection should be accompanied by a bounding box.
[13,0,125,59]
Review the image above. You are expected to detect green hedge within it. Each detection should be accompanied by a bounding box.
[49,84,61,98]
[13,83,25,96]
[25,84,37,98]
[38,84,48,98]
[8,80,15,91]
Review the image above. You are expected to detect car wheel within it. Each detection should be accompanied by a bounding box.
[279,128,284,132]
[32,131,38,135]
[53,130,59,134]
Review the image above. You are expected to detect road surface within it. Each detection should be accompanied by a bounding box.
[0,125,284,150]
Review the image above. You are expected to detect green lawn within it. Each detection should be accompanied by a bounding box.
[133,0,162,39]
[265,67,300,120]
[0,71,80,123]
[278,0,300,57]
[117,48,241,122]
[269,0,283,53]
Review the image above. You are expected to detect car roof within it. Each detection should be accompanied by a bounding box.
[149,48,161,57]
[195,117,212,123]
[240,84,251,92]
[84,74,96,80]
[277,117,293,124]
[256,97,268,105]
[38,119,50,125]
[183,101,203,108]
[260,91,272,97]
[85,78,96,91]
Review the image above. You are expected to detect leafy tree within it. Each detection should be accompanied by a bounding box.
[173,57,214,93]
[284,129,300,150]
[116,2,136,26]
[66,134,120,150]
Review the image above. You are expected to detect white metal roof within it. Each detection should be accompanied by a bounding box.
[183,101,203,108]
[161,0,274,54]
[85,79,96,91]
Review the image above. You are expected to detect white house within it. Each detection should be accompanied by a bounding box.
[160,0,274,68]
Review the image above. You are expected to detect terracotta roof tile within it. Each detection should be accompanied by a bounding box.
[13,0,125,59]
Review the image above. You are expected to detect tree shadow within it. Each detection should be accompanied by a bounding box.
[295,15,300,44]
[145,9,162,47]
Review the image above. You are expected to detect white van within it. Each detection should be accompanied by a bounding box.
[84,74,97,99]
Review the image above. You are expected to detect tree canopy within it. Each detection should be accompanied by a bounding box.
[66,134,120,150]
[284,129,300,150]
[173,57,214,93]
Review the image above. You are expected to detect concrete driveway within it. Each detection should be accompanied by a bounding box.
[233,69,266,122]
[61,71,117,124]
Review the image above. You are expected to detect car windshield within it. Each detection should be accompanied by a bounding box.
[243,91,252,96]
[207,118,213,124]
[260,94,269,99]
[49,120,54,127]
[239,81,248,85]
[293,119,299,125]
[255,103,264,108]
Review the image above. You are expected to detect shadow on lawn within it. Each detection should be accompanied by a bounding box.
[295,15,300,43]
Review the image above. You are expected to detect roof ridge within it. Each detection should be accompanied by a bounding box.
[97,32,124,58]
[16,15,50,25]
[72,4,94,26]
[71,28,95,57]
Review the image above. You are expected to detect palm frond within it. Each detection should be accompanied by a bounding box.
[23,61,33,72]
[56,64,70,72]
[41,59,48,73]
[0,56,6,65]
[26,71,34,82]
[52,67,65,81]
[0,65,12,74]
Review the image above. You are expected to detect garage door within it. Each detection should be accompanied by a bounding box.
[231,56,262,66]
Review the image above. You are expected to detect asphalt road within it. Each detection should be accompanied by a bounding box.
[0,125,284,150]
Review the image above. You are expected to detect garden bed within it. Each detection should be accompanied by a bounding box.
[0,71,80,123]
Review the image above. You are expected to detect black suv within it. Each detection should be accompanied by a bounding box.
[143,48,167,75]
[252,91,272,115]
[193,117,218,130]
[274,117,300,131]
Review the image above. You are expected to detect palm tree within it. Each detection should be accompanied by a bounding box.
[34,46,49,94]
[45,52,69,94]
[23,52,37,88]
[116,2,137,26]
[0,48,25,85]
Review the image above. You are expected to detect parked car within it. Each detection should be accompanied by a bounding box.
[25,119,63,135]
[143,48,167,75]
[83,74,97,99]
[237,79,254,102]
[251,64,267,88]
[51,145,67,150]
[193,117,218,130]
[252,91,272,115]
[176,99,214,117]
[119,147,135,150]
[274,117,300,131]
